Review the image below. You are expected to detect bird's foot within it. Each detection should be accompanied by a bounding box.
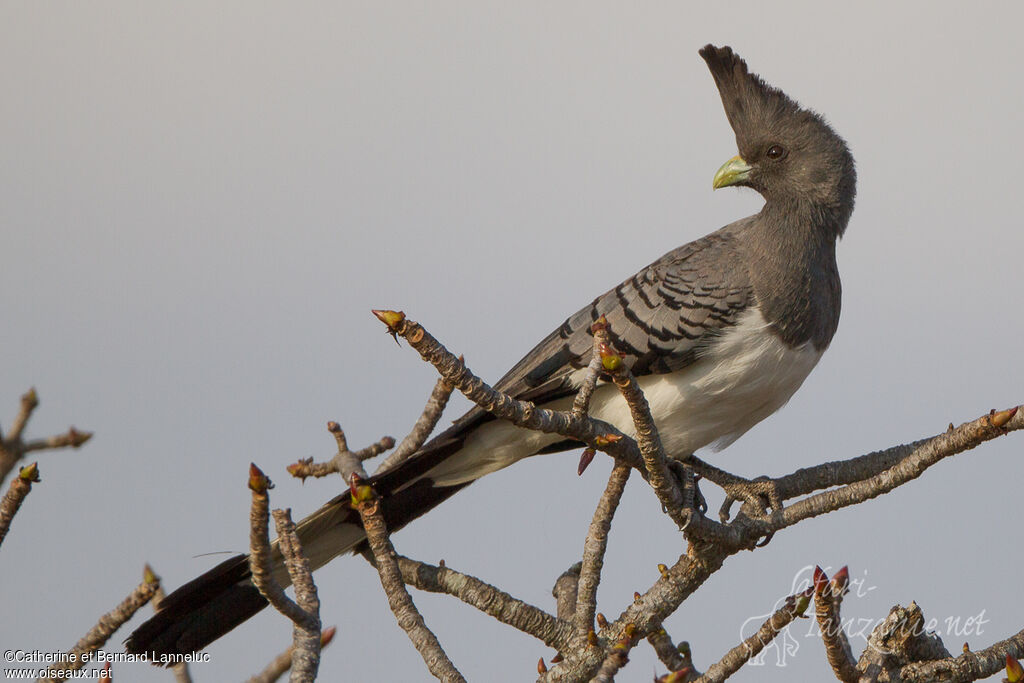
[668,460,707,531]
[719,475,782,525]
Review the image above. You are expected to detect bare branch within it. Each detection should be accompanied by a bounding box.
[575,463,630,635]
[272,509,323,682]
[542,548,731,681]
[287,423,394,483]
[553,562,581,623]
[371,310,646,471]
[247,465,323,681]
[378,377,454,473]
[248,465,310,627]
[857,602,951,681]
[770,406,1022,534]
[898,626,1024,682]
[590,317,688,531]
[692,589,811,683]
[812,566,858,683]
[42,569,159,682]
[6,387,39,444]
[21,427,93,454]
[589,638,631,683]
[569,342,603,419]
[0,462,39,549]
[392,554,573,651]
[0,389,92,484]
[246,628,337,683]
[354,479,466,682]
[647,626,691,676]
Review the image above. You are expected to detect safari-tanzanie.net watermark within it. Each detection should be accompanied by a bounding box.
[739,565,989,668]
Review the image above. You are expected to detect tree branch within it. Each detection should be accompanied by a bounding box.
[287,423,394,483]
[691,589,811,683]
[246,628,337,683]
[354,477,466,682]
[378,378,454,473]
[371,310,645,471]
[897,626,1024,682]
[272,509,323,682]
[770,406,1022,534]
[0,462,39,549]
[42,569,159,682]
[647,625,691,675]
[393,554,574,652]
[0,389,92,485]
[812,566,858,683]
[593,317,686,527]
[247,464,324,681]
[574,463,630,636]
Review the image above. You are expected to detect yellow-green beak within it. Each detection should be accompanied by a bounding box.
[712,155,752,189]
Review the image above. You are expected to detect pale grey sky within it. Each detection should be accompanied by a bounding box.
[2,2,1022,681]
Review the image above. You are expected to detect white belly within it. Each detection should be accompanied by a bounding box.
[428,308,823,487]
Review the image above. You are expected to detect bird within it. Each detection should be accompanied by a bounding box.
[127,43,856,658]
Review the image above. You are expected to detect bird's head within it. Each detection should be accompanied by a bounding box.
[700,45,856,228]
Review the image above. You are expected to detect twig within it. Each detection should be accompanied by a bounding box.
[770,406,1023,534]
[691,589,811,683]
[0,462,39,548]
[592,319,686,527]
[6,387,39,444]
[371,310,646,471]
[41,569,160,682]
[575,463,630,635]
[647,625,690,674]
[857,602,950,680]
[354,479,466,682]
[272,509,323,682]
[287,423,394,482]
[372,311,746,548]
[246,627,337,683]
[812,566,858,683]
[0,389,92,484]
[391,554,573,651]
[247,465,323,682]
[553,562,581,622]
[378,378,454,473]
[569,338,604,418]
[898,626,1024,682]
[248,465,310,625]
[589,638,631,683]
[373,311,1024,681]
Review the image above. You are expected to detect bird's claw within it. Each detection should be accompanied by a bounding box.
[719,476,782,524]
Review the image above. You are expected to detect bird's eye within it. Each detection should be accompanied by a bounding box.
[766,145,786,160]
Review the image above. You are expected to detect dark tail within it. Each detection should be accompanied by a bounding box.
[125,554,265,659]
[125,416,491,659]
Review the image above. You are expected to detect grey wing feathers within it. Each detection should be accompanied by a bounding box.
[492,229,753,409]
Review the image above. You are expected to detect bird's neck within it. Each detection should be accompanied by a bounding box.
[746,197,846,351]
[760,196,851,243]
